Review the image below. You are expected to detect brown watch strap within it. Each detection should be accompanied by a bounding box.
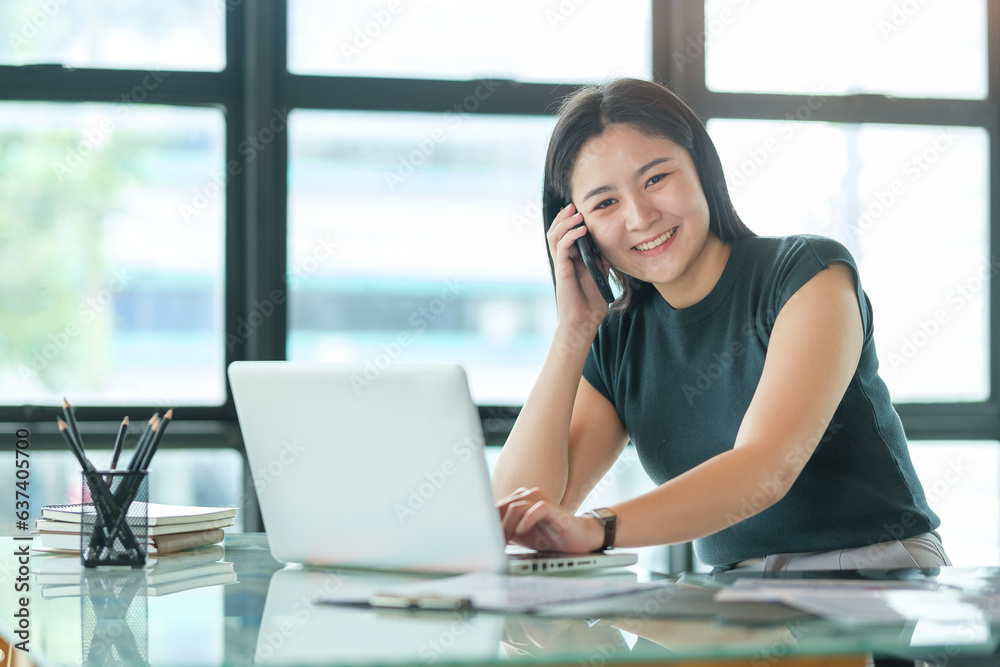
[586,507,617,551]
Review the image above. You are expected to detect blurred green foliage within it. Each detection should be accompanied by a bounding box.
[0,122,131,391]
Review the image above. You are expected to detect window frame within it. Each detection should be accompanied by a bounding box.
[654,1,1000,441]
[0,1,572,448]
[0,1,996,450]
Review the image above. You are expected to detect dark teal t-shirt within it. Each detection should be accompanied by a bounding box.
[583,234,939,567]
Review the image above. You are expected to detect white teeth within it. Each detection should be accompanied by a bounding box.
[635,228,676,251]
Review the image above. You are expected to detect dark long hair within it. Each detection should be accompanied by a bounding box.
[542,78,754,312]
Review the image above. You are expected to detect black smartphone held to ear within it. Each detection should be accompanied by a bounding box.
[574,224,616,304]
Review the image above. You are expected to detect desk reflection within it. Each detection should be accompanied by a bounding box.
[253,566,819,666]
[254,567,505,665]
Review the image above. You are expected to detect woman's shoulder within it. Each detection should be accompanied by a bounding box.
[741,233,857,266]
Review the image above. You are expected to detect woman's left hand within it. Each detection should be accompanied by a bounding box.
[496,487,603,553]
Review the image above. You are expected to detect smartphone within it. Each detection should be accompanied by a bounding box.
[574,224,615,304]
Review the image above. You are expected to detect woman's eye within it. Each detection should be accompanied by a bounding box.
[595,198,616,210]
[647,173,669,187]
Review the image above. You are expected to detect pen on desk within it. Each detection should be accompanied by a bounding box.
[110,416,128,470]
[62,397,86,456]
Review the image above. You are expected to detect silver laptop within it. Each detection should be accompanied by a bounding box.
[227,361,636,574]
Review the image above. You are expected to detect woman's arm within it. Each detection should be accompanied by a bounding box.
[490,343,628,504]
[503,262,863,552]
[491,202,628,509]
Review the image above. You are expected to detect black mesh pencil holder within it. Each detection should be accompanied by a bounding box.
[81,568,148,666]
[80,470,149,568]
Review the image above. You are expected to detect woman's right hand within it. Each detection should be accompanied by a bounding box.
[546,203,611,343]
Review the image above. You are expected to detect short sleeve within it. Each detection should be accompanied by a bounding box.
[768,235,872,338]
[583,334,616,405]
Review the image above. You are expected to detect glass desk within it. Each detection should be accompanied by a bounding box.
[2,533,999,667]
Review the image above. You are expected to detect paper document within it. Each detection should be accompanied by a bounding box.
[325,571,672,614]
[715,579,990,626]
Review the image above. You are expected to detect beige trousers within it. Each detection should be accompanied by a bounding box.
[726,531,952,572]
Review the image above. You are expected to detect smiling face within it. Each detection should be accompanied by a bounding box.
[568,123,731,308]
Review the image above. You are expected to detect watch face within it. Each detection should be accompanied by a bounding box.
[593,508,616,523]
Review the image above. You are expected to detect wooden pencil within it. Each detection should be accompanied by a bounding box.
[110,416,129,470]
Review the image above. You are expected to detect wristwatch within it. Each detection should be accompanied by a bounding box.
[586,507,617,552]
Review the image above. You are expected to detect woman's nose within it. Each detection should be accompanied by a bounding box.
[624,199,658,231]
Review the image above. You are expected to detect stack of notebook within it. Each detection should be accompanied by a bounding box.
[34,543,237,598]
[35,503,238,555]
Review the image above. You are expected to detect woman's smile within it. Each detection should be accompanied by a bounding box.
[632,226,679,254]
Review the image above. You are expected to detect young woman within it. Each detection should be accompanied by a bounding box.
[491,78,950,571]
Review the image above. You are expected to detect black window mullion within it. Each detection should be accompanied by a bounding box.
[284,75,573,116]
[237,0,288,365]
[695,93,994,129]
[988,0,1000,407]
[224,0,248,412]
[0,66,239,105]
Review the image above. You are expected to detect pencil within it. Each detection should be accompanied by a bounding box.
[126,413,159,471]
[56,417,93,473]
[110,416,129,470]
[139,408,172,471]
[138,414,160,470]
[58,418,138,554]
[62,397,85,456]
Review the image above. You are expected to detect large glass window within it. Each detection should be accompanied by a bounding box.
[704,0,988,99]
[2,1,998,562]
[710,119,990,403]
[287,110,558,404]
[0,0,225,71]
[909,442,1000,566]
[288,0,651,83]
[0,103,227,406]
